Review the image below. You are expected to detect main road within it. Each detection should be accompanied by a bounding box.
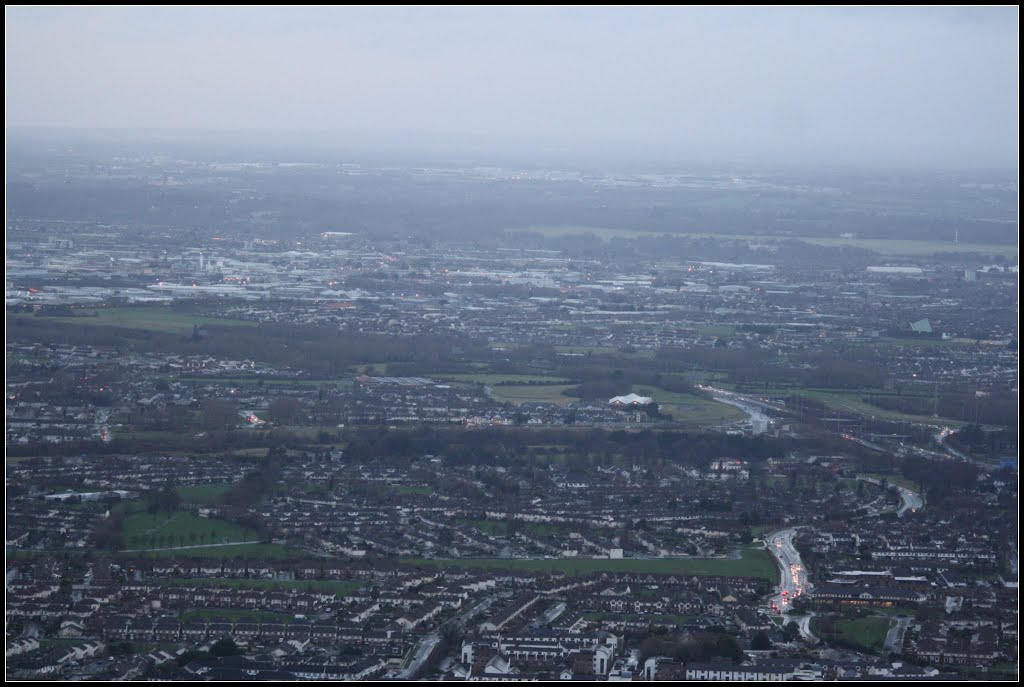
[397,594,498,679]
[765,528,816,642]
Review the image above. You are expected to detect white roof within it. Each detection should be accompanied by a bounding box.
[608,393,653,406]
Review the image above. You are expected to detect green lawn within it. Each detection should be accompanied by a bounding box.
[633,386,744,425]
[835,617,893,652]
[120,508,258,549]
[117,543,305,560]
[401,547,776,581]
[490,384,576,406]
[870,607,917,617]
[35,305,257,334]
[697,325,736,337]
[176,484,234,506]
[813,615,893,653]
[395,485,433,496]
[439,374,572,385]
[796,389,967,427]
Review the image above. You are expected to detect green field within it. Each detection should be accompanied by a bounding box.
[507,226,1018,258]
[813,616,893,653]
[118,543,305,560]
[869,607,917,618]
[120,508,258,549]
[796,389,967,427]
[697,325,736,337]
[401,547,776,581]
[440,374,572,385]
[395,485,433,496]
[176,484,234,505]
[797,236,1017,258]
[633,386,744,425]
[490,384,577,406]
[35,306,257,334]
[153,578,365,595]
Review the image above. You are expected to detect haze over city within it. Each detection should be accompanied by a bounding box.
[5,6,1019,167]
[4,5,1019,683]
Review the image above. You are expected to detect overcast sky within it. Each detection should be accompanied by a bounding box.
[5,6,1019,167]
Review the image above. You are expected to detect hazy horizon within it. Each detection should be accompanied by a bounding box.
[5,6,1020,169]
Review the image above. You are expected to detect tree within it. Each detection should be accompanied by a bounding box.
[210,637,240,657]
[200,398,239,431]
[267,396,304,425]
[783,621,801,642]
[751,631,772,651]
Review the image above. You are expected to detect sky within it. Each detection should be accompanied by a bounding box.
[4,6,1019,167]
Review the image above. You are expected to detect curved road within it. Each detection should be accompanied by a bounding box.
[856,476,923,517]
[896,486,924,517]
[765,528,816,643]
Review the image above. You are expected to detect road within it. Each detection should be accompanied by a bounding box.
[765,528,816,642]
[884,615,912,654]
[934,426,986,466]
[702,386,778,432]
[856,476,924,518]
[896,486,924,517]
[398,594,498,679]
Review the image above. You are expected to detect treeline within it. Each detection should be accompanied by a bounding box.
[221,454,285,508]
[340,426,788,469]
[8,315,492,377]
[865,394,1018,429]
[901,456,979,505]
[947,424,1017,457]
[5,428,315,458]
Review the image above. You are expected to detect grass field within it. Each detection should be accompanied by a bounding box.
[811,614,892,651]
[507,226,1018,258]
[401,547,776,581]
[440,374,572,385]
[35,305,257,334]
[633,385,744,425]
[395,485,433,496]
[490,384,576,406]
[117,543,305,559]
[697,325,736,337]
[176,484,234,505]
[151,578,365,595]
[796,389,966,427]
[120,508,258,549]
[869,607,917,617]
